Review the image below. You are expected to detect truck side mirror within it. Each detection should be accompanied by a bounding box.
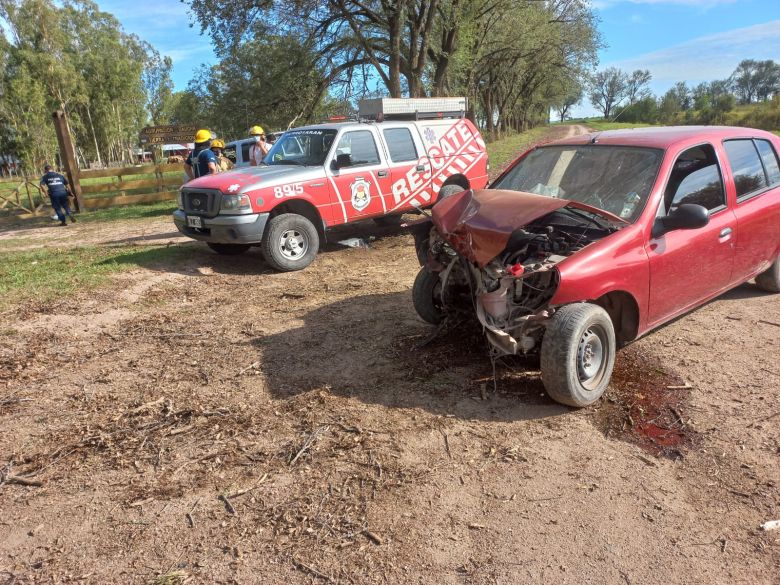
[652,203,709,238]
[333,153,352,170]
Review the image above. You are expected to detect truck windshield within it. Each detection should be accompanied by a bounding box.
[264,129,338,166]
[492,145,664,222]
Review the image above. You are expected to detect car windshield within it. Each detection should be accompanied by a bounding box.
[492,145,664,222]
[264,129,337,166]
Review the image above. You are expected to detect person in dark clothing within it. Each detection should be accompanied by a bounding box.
[184,128,217,180]
[40,164,75,226]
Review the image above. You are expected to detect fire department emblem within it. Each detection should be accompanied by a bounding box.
[350,178,371,211]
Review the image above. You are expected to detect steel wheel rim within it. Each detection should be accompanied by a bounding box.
[279,228,308,260]
[577,325,608,390]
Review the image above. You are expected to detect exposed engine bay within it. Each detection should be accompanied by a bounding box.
[413,189,621,357]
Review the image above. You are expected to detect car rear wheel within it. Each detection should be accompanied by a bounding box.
[261,213,319,272]
[540,303,616,408]
[412,267,444,325]
[755,255,780,293]
[207,243,251,255]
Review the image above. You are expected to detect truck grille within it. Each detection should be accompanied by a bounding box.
[182,188,220,217]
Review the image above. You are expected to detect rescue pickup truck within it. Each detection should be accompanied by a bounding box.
[173,98,489,271]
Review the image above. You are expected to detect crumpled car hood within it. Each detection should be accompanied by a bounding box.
[432,189,624,267]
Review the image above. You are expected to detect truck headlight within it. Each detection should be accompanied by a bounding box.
[220,193,252,214]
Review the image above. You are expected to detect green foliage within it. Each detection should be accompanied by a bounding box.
[0,0,173,171]
[484,126,560,176]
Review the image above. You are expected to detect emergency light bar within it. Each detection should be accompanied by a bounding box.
[358,97,467,121]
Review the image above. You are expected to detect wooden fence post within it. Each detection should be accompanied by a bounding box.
[52,110,84,212]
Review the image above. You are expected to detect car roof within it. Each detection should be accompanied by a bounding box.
[548,126,779,150]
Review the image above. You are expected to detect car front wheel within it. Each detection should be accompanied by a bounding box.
[261,213,319,272]
[755,254,780,293]
[412,267,444,325]
[540,303,616,407]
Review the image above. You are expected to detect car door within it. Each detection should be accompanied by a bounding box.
[325,128,392,224]
[722,138,780,282]
[646,143,737,327]
[379,125,430,212]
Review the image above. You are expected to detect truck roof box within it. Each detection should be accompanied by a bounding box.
[358,97,467,121]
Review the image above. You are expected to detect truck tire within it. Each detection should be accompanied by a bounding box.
[437,184,465,202]
[207,243,251,255]
[261,213,319,272]
[412,267,444,325]
[540,303,616,408]
[755,255,780,293]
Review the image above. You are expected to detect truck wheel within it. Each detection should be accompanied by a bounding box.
[412,267,444,325]
[755,255,780,293]
[261,213,319,272]
[540,303,616,408]
[437,184,464,202]
[207,243,251,255]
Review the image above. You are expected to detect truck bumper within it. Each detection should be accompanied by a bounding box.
[173,210,270,244]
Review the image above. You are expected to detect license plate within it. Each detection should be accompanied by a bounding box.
[186,215,202,228]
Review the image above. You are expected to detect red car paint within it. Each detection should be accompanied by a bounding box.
[490,126,780,339]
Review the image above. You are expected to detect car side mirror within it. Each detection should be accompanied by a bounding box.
[332,153,352,170]
[652,203,709,238]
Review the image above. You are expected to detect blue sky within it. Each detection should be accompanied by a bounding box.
[95,0,780,116]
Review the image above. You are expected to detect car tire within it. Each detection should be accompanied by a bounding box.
[540,303,616,408]
[755,255,780,293]
[373,214,403,227]
[437,184,465,202]
[412,267,444,325]
[207,243,251,255]
[261,213,319,272]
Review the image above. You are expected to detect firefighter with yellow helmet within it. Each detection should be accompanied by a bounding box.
[248,125,269,166]
[184,128,218,179]
[210,139,234,172]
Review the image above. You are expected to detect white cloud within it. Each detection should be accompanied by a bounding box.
[607,20,780,84]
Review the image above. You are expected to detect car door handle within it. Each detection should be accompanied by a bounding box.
[719,227,733,238]
[415,164,426,172]
[377,170,388,177]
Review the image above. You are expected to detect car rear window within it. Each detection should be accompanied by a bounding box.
[383,128,418,162]
[723,139,768,198]
[755,139,780,186]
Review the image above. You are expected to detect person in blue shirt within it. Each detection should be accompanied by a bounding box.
[40,164,76,226]
[184,128,218,180]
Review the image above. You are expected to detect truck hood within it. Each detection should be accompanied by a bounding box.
[184,164,323,193]
[432,189,625,267]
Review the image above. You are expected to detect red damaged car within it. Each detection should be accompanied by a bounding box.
[412,126,780,407]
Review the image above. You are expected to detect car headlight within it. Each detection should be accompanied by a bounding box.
[220,193,252,214]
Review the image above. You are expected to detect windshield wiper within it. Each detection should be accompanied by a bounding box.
[562,206,614,230]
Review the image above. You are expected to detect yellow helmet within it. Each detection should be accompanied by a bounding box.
[211,139,225,149]
[249,125,265,136]
[194,129,212,143]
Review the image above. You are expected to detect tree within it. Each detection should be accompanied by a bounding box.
[588,67,628,119]
[553,82,583,123]
[730,59,779,104]
[625,69,651,104]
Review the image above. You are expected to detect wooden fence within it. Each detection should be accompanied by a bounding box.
[0,163,186,219]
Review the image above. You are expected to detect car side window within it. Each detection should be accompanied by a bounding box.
[755,139,780,186]
[224,145,237,164]
[335,130,380,166]
[241,142,251,163]
[664,144,725,213]
[723,139,768,198]
[383,128,418,162]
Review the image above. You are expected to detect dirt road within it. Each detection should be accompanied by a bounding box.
[0,125,778,584]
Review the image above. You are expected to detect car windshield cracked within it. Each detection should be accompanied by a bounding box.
[491,144,664,222]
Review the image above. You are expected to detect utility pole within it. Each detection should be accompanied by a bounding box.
[52,110,84,212]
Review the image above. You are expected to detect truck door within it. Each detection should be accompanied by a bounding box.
[379,125,431,213]
[325,128,392,224]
